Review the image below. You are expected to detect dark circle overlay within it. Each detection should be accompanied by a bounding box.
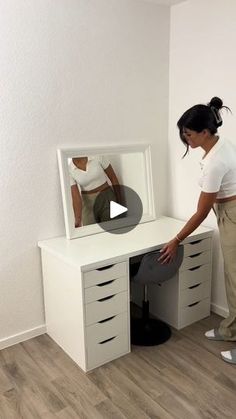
[93,185,143,234]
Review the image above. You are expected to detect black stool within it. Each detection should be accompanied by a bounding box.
[130,246,184,346]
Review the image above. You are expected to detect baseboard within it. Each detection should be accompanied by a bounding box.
[211,302,228,319]
[0,325,46,350]
[0,303,228,351]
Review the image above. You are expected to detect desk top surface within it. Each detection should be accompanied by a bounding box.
[38,217,213,270]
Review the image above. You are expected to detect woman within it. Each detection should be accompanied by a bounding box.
[159,96,236,364]
[69,155,122,227]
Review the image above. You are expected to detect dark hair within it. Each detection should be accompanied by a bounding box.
[177,97,231,157]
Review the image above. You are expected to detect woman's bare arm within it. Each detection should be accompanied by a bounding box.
[104,164,122,204]
[71,184,82,227]
[159,191,218,263]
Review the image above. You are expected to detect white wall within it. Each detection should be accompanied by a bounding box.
[169,0,236,317]
[0,0,170,346]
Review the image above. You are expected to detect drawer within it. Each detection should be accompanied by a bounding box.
[85,291,128,326]
[83,262,127,288]
[180,281,211,307]
[85,276,127,304]
[180,251,211,271]
[86,312,128,346]
[184,237,211,257]
[179,297,210,328]
[87,333,129,370]
[179,264,211,289]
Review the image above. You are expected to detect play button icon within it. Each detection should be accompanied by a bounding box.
[93,185,143,234]
[110,201,128,219]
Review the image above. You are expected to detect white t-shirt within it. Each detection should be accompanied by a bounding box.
[69,155,110,191]
[198,138,236,199]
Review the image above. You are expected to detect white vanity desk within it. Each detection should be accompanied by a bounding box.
[38,216,213,372]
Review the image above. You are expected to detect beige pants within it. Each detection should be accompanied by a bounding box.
[82,187,116,226]
[214,200,236,340]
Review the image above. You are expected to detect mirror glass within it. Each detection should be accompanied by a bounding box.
[57,144,156,238]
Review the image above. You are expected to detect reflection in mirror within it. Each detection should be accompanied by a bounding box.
[57,144,155,239]
[69,155,125,227]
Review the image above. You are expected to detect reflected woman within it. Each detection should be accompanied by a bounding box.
[69,155,122,227]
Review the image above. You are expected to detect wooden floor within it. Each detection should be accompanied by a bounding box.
[1,313,236,419]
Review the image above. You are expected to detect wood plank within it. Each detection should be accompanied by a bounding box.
[1,314,236,418]
[90,362,174,419]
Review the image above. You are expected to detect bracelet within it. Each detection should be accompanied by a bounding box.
[175,234,182,242]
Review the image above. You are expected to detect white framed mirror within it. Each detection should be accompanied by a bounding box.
[57,143,156,239]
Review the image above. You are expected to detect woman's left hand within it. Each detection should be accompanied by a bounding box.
[158,238,179,264]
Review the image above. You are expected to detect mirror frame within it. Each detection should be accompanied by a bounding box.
[57,143,156,239]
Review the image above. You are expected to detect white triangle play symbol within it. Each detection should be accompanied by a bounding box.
[110,201,128,219]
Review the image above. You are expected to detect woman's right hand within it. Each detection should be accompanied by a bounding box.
[158,238,179,264]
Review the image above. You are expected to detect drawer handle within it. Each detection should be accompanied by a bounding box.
[97,279,115,287]
[188,301,200,307]
[189,283,201,289]
[189,240,202,245]
[189,253,201,258]
[189,265,202,271]
[97,294,115,302]
[98,315,116,324]
[96,265,114,271]
[99,336,116,345]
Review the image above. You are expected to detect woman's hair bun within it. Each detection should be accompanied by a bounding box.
[208,96,223,110]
